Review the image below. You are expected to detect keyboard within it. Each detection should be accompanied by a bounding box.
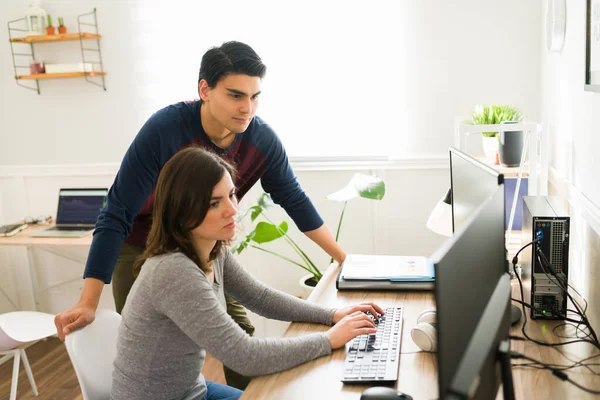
[341,306,404,383]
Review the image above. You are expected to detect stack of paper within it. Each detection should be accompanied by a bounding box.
[336,254,434,291]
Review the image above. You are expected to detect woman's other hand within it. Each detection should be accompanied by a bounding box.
[332,302,385,324]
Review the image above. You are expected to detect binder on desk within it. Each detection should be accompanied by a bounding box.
[336,254,435,291]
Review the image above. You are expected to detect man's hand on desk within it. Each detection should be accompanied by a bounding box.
[54,303,96,341]
[332,302,385,324]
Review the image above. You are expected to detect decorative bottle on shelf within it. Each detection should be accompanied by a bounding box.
[24,0,47,36]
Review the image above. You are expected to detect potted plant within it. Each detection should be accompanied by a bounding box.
[498,118,525,168]
[58,17,67,34]
[468,105,523,161]
[45,14,55,35]
[232,173,385,298]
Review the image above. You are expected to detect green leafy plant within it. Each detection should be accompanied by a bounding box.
[231,173,385,283]
[468,105,523,137]
[58,17,65,28]
[47,14,53,27]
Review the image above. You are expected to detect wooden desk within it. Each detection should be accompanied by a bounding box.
[508,280,600,400]
[0,222,93,310]
[242,265,600,400]
[0,222,92,247]
[242,264,437,400]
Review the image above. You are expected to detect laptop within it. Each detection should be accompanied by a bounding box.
[31,188,108,238]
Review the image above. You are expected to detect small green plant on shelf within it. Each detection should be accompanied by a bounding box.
[46,14,55,35]
[468,105,523,137]
[231,173,385,285]
[58,17,67,34]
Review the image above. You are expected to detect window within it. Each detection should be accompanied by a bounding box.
[133,0,407,158]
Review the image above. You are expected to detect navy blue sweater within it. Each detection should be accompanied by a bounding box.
[84,100,322,283]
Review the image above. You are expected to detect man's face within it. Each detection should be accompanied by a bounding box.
[199,74,262,136]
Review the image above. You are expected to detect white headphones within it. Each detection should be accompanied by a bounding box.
[410,309,437,352]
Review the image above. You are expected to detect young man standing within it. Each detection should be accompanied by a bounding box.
[54,41,346,389]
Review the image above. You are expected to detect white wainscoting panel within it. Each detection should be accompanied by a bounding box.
[0,159,449,337]
[548,167,600,331]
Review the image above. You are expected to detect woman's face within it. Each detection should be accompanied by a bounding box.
[191,171,238,243]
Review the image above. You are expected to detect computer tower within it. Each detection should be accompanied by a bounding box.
[522,196,569,320]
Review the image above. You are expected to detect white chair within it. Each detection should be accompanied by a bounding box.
[0,311,56,400]
[64,309,121,400]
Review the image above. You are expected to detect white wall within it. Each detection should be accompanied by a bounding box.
[1,0,542,164]
[540,0,600,330]
[0,1,545,336]
[402,0,542,156]
[0,0,146,165]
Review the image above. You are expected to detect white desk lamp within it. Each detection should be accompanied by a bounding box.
[426,188,453,237]
[428,186,523,325]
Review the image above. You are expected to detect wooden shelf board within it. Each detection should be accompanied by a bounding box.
[9,32,101,43]
[474,156,529,178]
[16,71,107,80]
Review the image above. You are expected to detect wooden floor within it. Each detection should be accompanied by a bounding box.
[0,338,226,400]
[0,339,82,400]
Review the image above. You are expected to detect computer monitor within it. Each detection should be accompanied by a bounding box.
[433,174,514,399]
[449,146,522,324]
[449,147,503,233]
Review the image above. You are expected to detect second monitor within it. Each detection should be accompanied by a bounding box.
[434,148,514,399]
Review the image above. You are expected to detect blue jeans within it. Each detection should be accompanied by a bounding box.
[202,381,243,400]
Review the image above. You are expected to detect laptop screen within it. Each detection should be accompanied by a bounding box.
[56,189,108,225]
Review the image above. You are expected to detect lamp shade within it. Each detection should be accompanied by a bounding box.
[426,188,453,237]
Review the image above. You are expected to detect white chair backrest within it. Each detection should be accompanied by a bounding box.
[0,328,20,352]
[65,310,121,400]
[0,311,56,351]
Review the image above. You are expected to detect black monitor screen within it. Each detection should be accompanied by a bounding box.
[434,185,507,399]
[450,147,503,233]
[56,189,107,225]
[435,148,509,399]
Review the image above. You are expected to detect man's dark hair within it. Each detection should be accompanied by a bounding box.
[198,41,267,87]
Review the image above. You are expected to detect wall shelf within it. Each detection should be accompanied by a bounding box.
[9,32,101,44]
[454,118,548,196]
[16,71,107,80]
[474,155,529,178]
[7,8,106,94]
[454,118,549,246]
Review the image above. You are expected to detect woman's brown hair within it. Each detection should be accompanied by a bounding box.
[133,146,236,276]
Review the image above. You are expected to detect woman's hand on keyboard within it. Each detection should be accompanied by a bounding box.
[327,311,377,349]
[332,302,386,324]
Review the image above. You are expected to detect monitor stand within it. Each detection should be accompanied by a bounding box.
[510,304,521,326]
[498,340,516,400]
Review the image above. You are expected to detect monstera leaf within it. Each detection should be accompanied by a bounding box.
[326,173,385,202]
[251,221,288,244]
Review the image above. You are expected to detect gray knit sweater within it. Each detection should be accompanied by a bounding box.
[110,251,335,400]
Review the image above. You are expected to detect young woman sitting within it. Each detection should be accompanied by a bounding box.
[110,147,383,400]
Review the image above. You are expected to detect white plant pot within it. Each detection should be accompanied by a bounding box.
[482,136,499,159]
[298,273,318,299]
